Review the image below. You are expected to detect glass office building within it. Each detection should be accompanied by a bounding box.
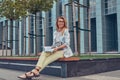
[89,0,119,53]
[0,0,120,56]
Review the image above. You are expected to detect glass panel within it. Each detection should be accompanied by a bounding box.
[104,0,116,14]
[48,10,52,27]
[90,0,96,18]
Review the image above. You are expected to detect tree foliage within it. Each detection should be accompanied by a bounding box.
[27,0,57,14]
[0,0,28,20]
[0,0,57,19]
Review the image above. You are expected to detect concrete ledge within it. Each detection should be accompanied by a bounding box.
[0,57,80,78]
[0,57,120,78]
[0,50,11,56]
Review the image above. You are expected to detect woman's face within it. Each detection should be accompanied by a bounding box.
[58,18,64,29]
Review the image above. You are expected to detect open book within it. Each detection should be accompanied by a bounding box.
[44,46,54,53]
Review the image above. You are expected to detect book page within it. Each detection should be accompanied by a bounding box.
[44,46,54,52]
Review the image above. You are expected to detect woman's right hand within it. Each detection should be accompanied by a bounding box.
[53,47,59,52]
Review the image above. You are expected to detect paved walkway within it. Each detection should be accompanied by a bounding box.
[0,68,120,80]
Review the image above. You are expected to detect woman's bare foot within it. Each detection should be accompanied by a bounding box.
[18,72,31,79]
[18,67,40,79]
[27,68,40,77]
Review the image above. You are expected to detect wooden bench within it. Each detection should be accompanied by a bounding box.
[58,57,80,61]
[0,56,80,61]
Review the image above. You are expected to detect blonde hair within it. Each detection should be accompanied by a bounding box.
[56,16,68,35]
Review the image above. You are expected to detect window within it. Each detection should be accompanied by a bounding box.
[39,12,42,29]
[104,0,116,14]
[30,15,34,30]
[59,0,62,16]
[48,10,52,27]
[90,0,96,18]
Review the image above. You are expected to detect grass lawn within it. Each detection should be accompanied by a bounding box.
[79,54,120,60]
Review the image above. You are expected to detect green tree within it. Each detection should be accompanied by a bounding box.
[27,0,57,55]
[0,0,28,56]
[27,0,57,14]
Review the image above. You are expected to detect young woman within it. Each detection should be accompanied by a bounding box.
[18,16,73,79]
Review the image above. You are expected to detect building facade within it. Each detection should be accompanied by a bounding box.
[90,0,119,53]
[0,0,120,56]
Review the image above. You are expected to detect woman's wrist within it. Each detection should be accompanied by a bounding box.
[55,47,59,50]
[53,47,59,52]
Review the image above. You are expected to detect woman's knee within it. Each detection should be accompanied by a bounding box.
[40,51,51,57]
[54,51,64,58]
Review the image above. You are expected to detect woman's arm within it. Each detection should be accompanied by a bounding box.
[53,44,66,52]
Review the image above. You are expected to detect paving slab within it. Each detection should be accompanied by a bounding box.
[0,68,120,80]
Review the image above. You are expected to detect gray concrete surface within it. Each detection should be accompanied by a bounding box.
[0,68,120,80]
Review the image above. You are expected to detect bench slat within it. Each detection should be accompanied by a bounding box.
[58,57,80,61]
